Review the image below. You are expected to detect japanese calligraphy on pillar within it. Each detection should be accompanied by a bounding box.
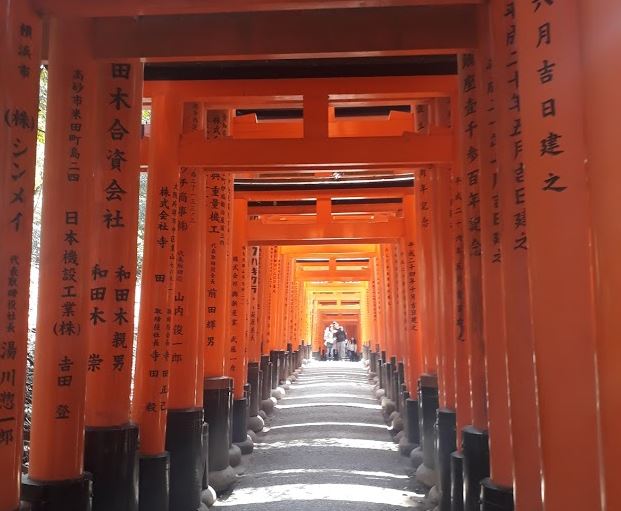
[206,110,230,140]
[248,246,260,357]
[478,39,502,264]
[459,53,484,261]
[203,172,232,376]
[0,4,40,500]
[229,252,243,375]
[206,174,225,345]
[492,1,528,255]
[451,167,465,343]
[406,237,418,333]
[517,1,570,197]
[27,20,98,481]
[414,102,430,134]
[85,61,141,426]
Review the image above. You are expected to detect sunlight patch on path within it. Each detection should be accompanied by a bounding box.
[214,483,424,508]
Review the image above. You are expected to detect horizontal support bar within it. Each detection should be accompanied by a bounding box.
[35,0,481,18]
[84,6,476,60]
[247,217,403,244]
[179,134,452,167]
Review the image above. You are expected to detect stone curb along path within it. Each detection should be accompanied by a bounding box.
[213,360,432,510]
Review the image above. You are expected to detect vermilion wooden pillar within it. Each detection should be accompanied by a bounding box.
[203,172,233,378]
[132,92,181,511]
[489,1,542,509]
[515,2,602,509]
[0,3,41,510]
[83,59,142,511]
[201,171,236,492]
[371,252,385,355]
[433,165,458,511]
[258,247,272,355]
[580,4,621,507]
[414,167,438,375]
[475,7,514,508]
[457,49,491,511]
[24,19,95,511]
[449,140,472,511]
[165,166,206,511]
[229,198,253,454]
[247,246,261,363]
[412,167,440,488]
[403,195,422,394]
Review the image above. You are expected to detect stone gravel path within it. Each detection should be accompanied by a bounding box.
[214,360,428,510]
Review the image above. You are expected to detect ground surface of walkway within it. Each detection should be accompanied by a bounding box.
[215,360,428,510]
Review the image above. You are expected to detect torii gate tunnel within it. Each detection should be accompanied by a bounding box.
[0,1,620,511]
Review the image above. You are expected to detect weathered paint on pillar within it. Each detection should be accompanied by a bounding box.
[132,94,181,455]
[515,1,601,508]
[203,172,233,377]
[0,2,41,507]
[229,198,248,399]
[28,19,96,482]
[85,60,142,427]
[458,52,488,431]
[580,2,621,507]
[490,0,543,507]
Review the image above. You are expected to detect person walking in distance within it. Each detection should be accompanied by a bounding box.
[334,323,347,361]
[324,324,335,360]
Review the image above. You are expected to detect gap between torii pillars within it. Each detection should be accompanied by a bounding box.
[515,2,602,509]
[0,3,41,510]
[83,59,142,511]
[23,19,95,511]
[132,92,182,511]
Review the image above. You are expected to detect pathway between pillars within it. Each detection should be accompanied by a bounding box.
[215,361,428,510]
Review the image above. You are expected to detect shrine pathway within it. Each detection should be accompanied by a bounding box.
[214,360,428,510]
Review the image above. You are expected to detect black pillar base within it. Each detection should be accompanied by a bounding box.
[247,362,261,417]
[166,408,204,511]
[419,374,439,469]
[259,356,271,400]
[462,426,490,511]
[203,377,233,473]
[84,423,138,511]
[481,478,514,511]
[201,423,209,490]
[437,409,457,511]
[269,351,279,389]
[22,474,92,511]
[139,453,170,511]
[232,398,253,455]
[450,451,464,511]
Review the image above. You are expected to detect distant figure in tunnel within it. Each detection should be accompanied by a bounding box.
[347,337,358,361]
[324,324,335,360]
[334,323,347,360]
